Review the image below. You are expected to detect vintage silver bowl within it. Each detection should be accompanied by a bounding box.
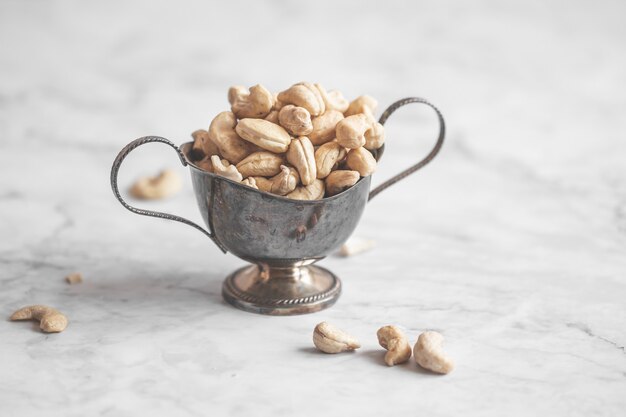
[110,97,445,315]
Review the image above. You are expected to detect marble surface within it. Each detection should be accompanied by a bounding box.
[1,1,625,416]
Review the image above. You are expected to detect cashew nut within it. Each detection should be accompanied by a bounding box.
[286,179,325,200]
[345,95,378,117]
[286,136,316,186]
[208,111,257,164]
[364,122,385,150]
[346,147,377,177]
[65,272,83,284]
[377,325,412,366]
[211,155,243,182]
[195,155,215,172]
[11,305,68,333]
[315,141,347,179]
[325,170,360,196]
[277,83,325,117]
[264,110,279,124]
[414,331,455,374]
[278,105,313,136]
[335,114,370,149]
[191,129,220,159]
[130,169,182,200]
[235,151,284,178]
[309,110,344,146]
[235,118,292,153]
[254,165,299,196]
[229,84,274,119]
[315,84,349,113]
[313,322,361,353]
[241,177,258,189]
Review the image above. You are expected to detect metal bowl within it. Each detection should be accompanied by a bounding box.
[111,97,445,315]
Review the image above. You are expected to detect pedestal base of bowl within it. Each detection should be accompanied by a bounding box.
[222,264,341,315]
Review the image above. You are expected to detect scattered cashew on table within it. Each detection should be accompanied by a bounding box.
[10,305,68,333]
[312,322,455,374]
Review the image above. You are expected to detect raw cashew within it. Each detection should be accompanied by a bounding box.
[241,177,258,189]
[272,92,285,110]
[277,83,325,117]
[65,272,83,284]
[236,151,284,178]
[345,95,378,117]
[208,111,257,164]
[377,325,412,366]
[11,305,68,333]
[315,142,347,179]
[211,155,243,182]
[315,84,349,113]
[335,114,370,149]
[191,129,220,158]
[236,118,292,153]
[325,170,360,196]
[254,165,299,195]
[265,110,279,124]
[346,147,377,177]
[313,322,361,353]
[414,331,455,374]
[287,179,325,200]
[278,105,313,136]
[309,110,344,146]
[229,84,274,119]
[195,155,215,172]
[130,169,182,200]
[286,136,316,185]
[364,122,385,150]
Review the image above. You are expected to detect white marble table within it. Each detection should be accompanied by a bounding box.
[1,1,625,416]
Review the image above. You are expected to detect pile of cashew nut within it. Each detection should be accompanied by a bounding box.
[190,82,384,200]
[313,322,455,374]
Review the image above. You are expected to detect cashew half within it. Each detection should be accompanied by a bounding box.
[345,95,378,117]
[208,111,257,164]
[309,110,344,146]
[315,141,347,179]
[11,305,68,333]
[254,165,299,196]
[325,170,360,196]
[241,177,258,189]
[286,179,325,200]
[211,155,243,182]
[191,129,220,159]
[65,272,83,284]
[278,83,325,116]
[414,331,455,374]
[377,325,412,366]
[313,322,361,353]
[278,105,313,136]
[286,136,316,185]
[346,147,377,177]
[235,118,292,153]
[335,114,370,149]
[229,84,274,119]
[130,169,181,200]
[236,151,284,178]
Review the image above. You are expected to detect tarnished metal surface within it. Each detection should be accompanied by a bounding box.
[110,97,446,315]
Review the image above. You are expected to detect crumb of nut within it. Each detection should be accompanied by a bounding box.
[338,237,375,257]
[65,272,83,284]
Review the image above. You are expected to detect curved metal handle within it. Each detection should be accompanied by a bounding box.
[368,97,445,201]
[110,136,227,253]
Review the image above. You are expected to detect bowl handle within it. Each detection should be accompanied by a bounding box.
[368,97,445,201]
[110,136,227,253]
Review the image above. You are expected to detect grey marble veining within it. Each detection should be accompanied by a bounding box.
[1,0,625,416]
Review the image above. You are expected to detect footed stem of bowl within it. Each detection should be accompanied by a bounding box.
[222,263,341,315]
